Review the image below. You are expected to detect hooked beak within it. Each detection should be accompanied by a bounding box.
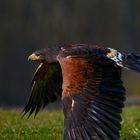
[28,53,40,61]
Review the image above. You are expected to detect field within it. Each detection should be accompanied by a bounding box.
[0,106,140,140]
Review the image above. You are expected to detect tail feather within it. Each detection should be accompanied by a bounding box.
[107,48,140,73]
[120,53,140,73]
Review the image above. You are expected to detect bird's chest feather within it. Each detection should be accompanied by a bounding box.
[59,57,92,95]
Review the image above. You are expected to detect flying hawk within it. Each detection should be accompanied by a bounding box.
[23,43,140,140]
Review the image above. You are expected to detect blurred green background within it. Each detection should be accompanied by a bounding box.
[1,0,140,107]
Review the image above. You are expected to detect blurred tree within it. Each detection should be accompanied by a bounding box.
[0,0,140,106]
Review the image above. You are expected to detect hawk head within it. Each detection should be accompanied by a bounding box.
[28,44,63,63]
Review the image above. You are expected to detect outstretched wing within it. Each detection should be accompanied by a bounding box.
[59,53,125,140]
[23,62,62,117]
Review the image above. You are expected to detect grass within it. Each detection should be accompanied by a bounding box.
[121,106,140,140]
[0,106,140,140]
[0,109,63,140]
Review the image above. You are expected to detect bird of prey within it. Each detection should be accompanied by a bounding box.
[23,43,140,140]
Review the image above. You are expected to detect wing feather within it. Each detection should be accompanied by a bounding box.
[24,44,140,139]
[23,62,62,117]
[59,54,125,140]
[106,48,140,73]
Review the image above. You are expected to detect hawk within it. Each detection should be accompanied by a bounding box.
[23,43,140,140]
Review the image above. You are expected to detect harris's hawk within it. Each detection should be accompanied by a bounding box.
[23,43,140,140]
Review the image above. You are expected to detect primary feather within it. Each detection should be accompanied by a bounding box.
[23,43,140,140]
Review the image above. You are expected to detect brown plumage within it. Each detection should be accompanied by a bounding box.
[23,43,140,140]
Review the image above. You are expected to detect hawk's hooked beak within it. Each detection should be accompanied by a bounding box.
[28,53,40,61]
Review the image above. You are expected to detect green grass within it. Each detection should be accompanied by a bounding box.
[0,109,63,140]
[0,106,140,140]
[121,106,140,140]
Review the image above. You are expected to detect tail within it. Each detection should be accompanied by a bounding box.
[107,48,140,73]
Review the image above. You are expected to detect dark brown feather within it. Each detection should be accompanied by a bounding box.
[23,62,62,117]
[58,53,125,140]
[24,44,137,140]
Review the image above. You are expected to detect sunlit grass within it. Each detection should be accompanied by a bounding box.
[0,106,140,140]
[121,106,140,140]
[0,109,63,140]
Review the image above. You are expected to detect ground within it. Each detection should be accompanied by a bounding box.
[0,106,140,140]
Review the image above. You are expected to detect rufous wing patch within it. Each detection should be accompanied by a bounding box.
[59,57,93,95]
